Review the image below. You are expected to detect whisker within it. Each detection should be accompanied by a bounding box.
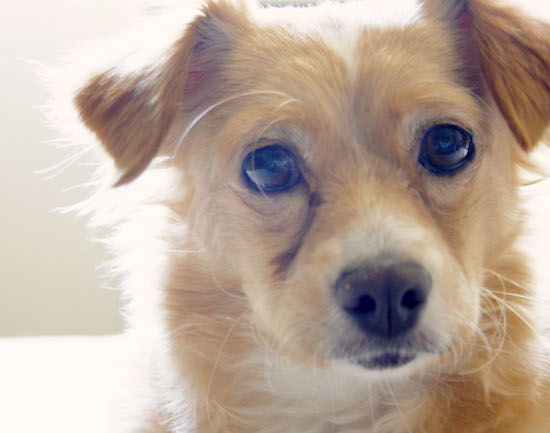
[487,291,535,301]
[368,382,379,433]
[208,270,246,300]
[482,271,537,332]
[206,313,246,428]
[441,298,505,375]
[174,89,295,157]
[166,248,200,254]
[61,180,100,193]
[483,268,529,292]
[454,274,541,376]
[35,144,95,180]
[384,381,412,433]
[483,288,538,335]
[458,308,508,375]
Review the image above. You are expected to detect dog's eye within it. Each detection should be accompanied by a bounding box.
[242,144,301,193]
[418,124,475,174]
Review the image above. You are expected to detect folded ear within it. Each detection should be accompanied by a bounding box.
[75,0,247,185]
[423,0,550,151]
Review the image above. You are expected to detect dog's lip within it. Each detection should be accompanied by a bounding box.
[354,352,417,370]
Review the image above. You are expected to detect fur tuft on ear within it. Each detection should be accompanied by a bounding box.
[75,0,247,186]
[424,0,550,151]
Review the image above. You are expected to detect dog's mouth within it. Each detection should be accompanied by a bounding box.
[334,332,445,371]
[354,352,417,370]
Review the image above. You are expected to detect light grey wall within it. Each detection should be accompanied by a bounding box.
[0,0,147,336]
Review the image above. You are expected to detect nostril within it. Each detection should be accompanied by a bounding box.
[400,288,425,311]
[353,294,377,315]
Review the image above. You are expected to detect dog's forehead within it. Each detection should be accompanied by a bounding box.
[251,0,424,80]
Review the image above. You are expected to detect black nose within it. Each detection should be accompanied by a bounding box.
[335,260,432,340]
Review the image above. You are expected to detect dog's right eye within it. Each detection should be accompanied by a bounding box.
[242,144,301,193]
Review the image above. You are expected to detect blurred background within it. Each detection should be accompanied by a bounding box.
[0,0,146,336]
[1,0,550,338]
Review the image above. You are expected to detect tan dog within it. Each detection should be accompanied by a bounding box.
[65,0,550,431]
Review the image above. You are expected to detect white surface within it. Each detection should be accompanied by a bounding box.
[0,335,129,433]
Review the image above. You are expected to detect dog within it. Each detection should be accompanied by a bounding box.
[58,0,550,431]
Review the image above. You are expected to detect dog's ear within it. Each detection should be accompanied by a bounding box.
[423,0,550,151]
[75,1,247,185]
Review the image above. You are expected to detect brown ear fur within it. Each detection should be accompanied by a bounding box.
[425,0,550,151]
[75,0,246,185]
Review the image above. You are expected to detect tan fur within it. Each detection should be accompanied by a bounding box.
[65,0,550,431]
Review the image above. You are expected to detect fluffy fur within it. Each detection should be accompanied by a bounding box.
[57,0,550,431]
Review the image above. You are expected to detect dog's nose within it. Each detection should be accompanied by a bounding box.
[335,261,432,339]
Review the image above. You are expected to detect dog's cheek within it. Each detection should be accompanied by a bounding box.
[415,184,487,344]
[421,123,524,351]
[221,194,325,347]
[203,188,312,280]
[243,198,311,273]
[426,120,520,277]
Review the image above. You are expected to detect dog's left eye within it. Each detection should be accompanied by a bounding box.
[418,124,475,174]
[242,144,301,193]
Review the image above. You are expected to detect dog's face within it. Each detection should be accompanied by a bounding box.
[75,0,550,377]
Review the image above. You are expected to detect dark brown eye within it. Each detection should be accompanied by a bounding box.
[419,124,475,174]
[242,144,301,193]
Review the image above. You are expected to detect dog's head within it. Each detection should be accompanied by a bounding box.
[74,0,550,376]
